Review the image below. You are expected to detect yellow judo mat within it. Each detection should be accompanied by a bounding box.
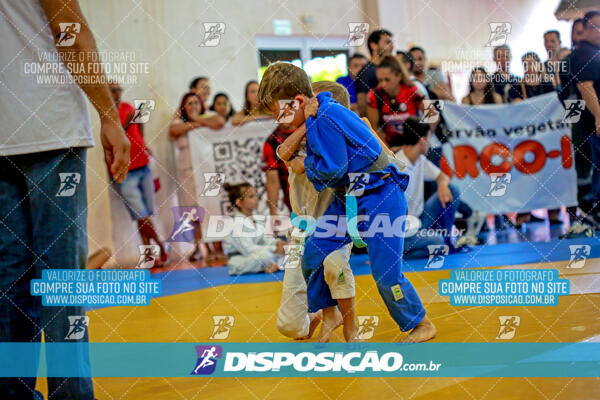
[37,258,600,399]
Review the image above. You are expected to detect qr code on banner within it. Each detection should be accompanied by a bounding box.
[213,138,266,213]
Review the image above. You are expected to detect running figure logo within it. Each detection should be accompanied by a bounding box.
[210,316,235,339]
[566,244,591,269]
[191,345,223,375]
[486,172,511,197]
[136,245,160,269]
[420,100,443,123]
[486,22,511,47]
[65,315,89,340]
[347,173,369,196]
[356,316,379,339]
[277,100,299,124]
[282,244,304,269]
[562,100,586,123]
[56,172,81,197]
[346,23,370,47]
[56,23,80,46]
[425,244,449,269]
[131,100,155,124]
[199,23,225,47]
[168,206,204,242]
[201,173,224,197]
[496,315,520,340]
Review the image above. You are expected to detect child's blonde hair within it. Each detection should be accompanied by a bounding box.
[258,62,314,112]
[311,81,351,108]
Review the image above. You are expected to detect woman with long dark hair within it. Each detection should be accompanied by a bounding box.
[209,92,235,122]
[462,67,502,105]
[366,55,424,149]
[231,80,272,126]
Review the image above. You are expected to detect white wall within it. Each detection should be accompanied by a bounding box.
[378,0,573,99]
[380,0,573,65]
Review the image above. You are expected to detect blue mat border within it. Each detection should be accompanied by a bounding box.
[150,237,600,298]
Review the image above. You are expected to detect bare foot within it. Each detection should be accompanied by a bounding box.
[346,334,363,343]
[308,310,322,338]
[344,324,362,342]
[295,310,322,340]
[401,316,437,343]
[264,263,279,273]
[337,297,358,342]
[315,307,343,342]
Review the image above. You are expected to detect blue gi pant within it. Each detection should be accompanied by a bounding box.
[302,177,426,332]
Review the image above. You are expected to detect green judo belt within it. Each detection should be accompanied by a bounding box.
[343,148,395,249]
[291,149,398,249]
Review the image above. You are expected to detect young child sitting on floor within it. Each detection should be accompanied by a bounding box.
[222,182,288,275]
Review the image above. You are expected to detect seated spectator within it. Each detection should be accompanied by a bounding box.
[231,80,272,125]
[169,92,226,263]
[366,55,424,149]
[394,117,462,258]
[222,183,287,275]
[462,67,502,105]
[336,53,367,113]
[209,92,235,122]
[109,81,168,267]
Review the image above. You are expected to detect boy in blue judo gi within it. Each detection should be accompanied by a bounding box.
[258,62,436,342]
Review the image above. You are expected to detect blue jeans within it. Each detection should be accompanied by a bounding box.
[112,164,155,220]
[404,184,461,259]
[0,148,94,399]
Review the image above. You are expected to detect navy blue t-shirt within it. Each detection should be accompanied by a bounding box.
[354,62,378,94]
[335,75,357,104]
[507,80,555,102]
[571,40,600,98]
[490,72,520,102]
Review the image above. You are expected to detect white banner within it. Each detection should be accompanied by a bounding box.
[185,120,280,239]
[441,92,577,213]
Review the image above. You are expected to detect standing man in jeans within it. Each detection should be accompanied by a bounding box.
[0,0,130,398]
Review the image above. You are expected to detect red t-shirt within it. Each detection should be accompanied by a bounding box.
[119,102,149,170]
[262,127,291,211]
[367,84,423,146]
